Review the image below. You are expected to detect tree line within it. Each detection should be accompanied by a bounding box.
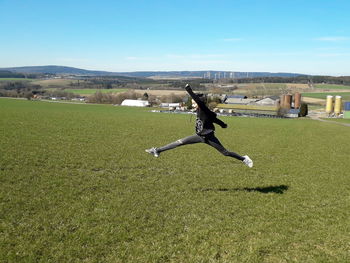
[0,71,48,79]
[226,75,350,85]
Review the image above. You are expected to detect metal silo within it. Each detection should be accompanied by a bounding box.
[280,95,286,108]
[294,92,301,108]
[284,95,292,109]
[326,95,333,114]
[334,96,342,115]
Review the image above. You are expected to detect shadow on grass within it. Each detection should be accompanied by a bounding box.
[199,185,289,194]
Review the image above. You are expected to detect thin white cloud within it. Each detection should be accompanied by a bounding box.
[314,36,350,42]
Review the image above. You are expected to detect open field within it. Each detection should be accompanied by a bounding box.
[31,78,80,87]
[43,88,129,97]
[45,88,185,97]
[302,92,350,101]
[62,88,129,95]
[301,97,326,105]
[314,84,350,90]
[65,88,128,94]
[1,99,350,262]
[219,83,312,98]
[0,78,35,82]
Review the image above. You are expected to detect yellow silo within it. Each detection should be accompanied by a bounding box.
[334,96,342,115]
[325,95,333,114]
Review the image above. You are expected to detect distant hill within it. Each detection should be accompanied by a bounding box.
[1,66,114,76]
[1,65,306,79]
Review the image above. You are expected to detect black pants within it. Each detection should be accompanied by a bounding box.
[157,133,244,161]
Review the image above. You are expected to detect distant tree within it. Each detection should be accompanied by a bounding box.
[185,96,192,109]
[299,103,308,117]
[25,92,33,100]
[142,92,149,100]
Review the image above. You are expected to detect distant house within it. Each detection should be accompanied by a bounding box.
[121,99,150,107]
[160,102,182,108]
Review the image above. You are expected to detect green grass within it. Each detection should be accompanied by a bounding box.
[314,84,350,90]
[1,98,350,262]
[302,92,350,101]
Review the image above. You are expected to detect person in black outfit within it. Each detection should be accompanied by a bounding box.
[146,84,253,167]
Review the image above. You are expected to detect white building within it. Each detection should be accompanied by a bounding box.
[121,99,150,107]
[255,96,280,106]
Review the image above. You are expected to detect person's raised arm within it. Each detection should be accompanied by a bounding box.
[185,84,207,110]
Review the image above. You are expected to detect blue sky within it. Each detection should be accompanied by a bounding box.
[1,0,350,75]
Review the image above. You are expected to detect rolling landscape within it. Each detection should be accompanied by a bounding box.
[0,65,305,78]
[2,0,350,262]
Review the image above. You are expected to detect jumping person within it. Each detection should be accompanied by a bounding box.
[146,84,253,168]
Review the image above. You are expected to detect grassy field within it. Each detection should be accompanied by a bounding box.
[1,98,350,262]
[0,78,35,82]
[314,84,350,90]
[302,92,350,101]
[31,79,80,87]
[63,88,129,95]
[43,88,129,97]
[45,88,186,97]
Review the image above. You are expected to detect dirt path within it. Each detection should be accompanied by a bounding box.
[309,115,350,127]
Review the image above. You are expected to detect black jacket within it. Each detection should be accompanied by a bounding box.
[185,85,227,135]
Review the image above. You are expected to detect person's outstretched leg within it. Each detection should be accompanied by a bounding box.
[146,134,204,157]
[205,133,253,167]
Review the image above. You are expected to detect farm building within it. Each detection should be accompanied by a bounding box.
[224,98,258,105]
[255,96,280,106]
[121,99,150,107]
[285,109,300,118]
[217,95,279,116]
[216,103,279,116]
[226,95,247,99]
[159,103,182,108]
[215,93,304,117]
[159,103,184,110]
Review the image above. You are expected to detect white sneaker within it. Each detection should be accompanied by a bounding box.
[145,147,159,157]
[243,155,253,168]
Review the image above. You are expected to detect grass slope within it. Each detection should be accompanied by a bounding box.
[0,99,349,262]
